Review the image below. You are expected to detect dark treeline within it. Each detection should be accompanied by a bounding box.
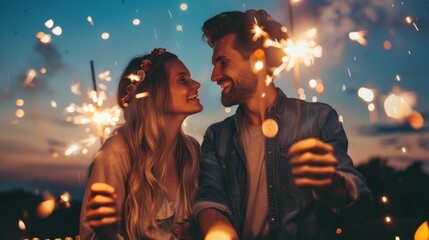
[0,157,428,239]
[356,157,429,220]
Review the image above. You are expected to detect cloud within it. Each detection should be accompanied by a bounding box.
[0,41,66,102]
[359,123,429,136]
[419,137,429,150]
[380,137,398,146]
[0,138,46,156]
[386,155,429,173]
[45,138,68,148]
[273,0,396,68]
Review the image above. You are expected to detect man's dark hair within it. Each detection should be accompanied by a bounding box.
[202,9,289,74]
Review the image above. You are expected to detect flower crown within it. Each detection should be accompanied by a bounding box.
[121,48,167,108]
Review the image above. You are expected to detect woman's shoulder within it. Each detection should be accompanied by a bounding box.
[185,135,201,148]
[94,134,129,166]
[99,134,128,152]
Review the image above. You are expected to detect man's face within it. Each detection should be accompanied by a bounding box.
[211,33,257,107]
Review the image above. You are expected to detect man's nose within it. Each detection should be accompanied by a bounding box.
[211,66,221,82]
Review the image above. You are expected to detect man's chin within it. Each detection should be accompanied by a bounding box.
[221,97,237,107]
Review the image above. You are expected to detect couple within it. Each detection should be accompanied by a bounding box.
[80,9,372,240]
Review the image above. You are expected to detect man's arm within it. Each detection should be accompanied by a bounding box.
[288,109,372,222]
[197,209,238,240]
[192,125,238,238]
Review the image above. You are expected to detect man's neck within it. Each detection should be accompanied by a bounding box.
[242,86,277,126]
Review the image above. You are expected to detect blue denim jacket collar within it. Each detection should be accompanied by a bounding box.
[233,88,287,130]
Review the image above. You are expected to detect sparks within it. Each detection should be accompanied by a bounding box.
[23,69,37,87]
[358,87,375,102]
[349,31,368,46]
[65,87,123,147]
[87,16,94,26]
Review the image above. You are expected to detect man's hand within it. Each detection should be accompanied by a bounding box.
[289,138,351,207]
[86,182,121,239]
[288,138,337,189]
[198,209,238,240]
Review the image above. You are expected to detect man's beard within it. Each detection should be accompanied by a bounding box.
[221,68,257,107]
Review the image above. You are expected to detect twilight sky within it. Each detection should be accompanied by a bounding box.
[1,0,428,199]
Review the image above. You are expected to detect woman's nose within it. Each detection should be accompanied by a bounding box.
[190,79,201,89]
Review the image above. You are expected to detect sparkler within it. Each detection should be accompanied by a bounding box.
[23,69,37,87]
[250,4,325,139]
[63,61,123,156]
[255,27,323,83]
[249,0,323,93]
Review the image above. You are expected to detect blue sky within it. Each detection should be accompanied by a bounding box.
[1,0,428,198]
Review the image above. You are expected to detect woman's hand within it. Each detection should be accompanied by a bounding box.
[86,182,121,239]
[173,220,201,240]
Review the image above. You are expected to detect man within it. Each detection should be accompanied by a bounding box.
[192,9,373,240]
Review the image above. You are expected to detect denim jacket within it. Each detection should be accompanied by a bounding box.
[193,89,372,240]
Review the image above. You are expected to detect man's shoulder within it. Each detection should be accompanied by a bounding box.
[206,114,236,133]
[209,114,235,129]
[284,97,334,113]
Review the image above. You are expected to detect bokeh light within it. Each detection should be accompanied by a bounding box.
[180,3,188,11]
[101,32,110,40]
[52,26,62,35]
[132,18,140,25]
[44,19,54,28]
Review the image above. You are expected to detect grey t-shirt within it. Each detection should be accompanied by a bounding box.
[240,120,269,239]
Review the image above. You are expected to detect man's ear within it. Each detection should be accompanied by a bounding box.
[248,49,267,77]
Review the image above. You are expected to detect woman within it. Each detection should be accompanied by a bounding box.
[80,48,203,240]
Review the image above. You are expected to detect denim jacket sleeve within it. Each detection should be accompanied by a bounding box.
[320,108,373,223]
[192,124,234,220]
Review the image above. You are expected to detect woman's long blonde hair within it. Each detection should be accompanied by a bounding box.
[116,52,199,239]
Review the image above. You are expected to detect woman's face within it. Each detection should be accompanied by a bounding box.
[165,58,203,117]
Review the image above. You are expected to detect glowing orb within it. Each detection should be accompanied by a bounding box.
[16,109,25,118]
[407,111,424,130]
[18,219,26,231]
[262,119,278,138]
[37,198,56,218]
[414,221,429,240]
[16,99,24,106]
[254,60,264,71]
[309,79,317,88]
[383,40,392,50]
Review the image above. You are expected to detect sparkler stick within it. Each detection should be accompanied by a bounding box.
[286,0,300,90]
[90,60,104,144]
[90,60,98,94]
[287,0,303,122]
